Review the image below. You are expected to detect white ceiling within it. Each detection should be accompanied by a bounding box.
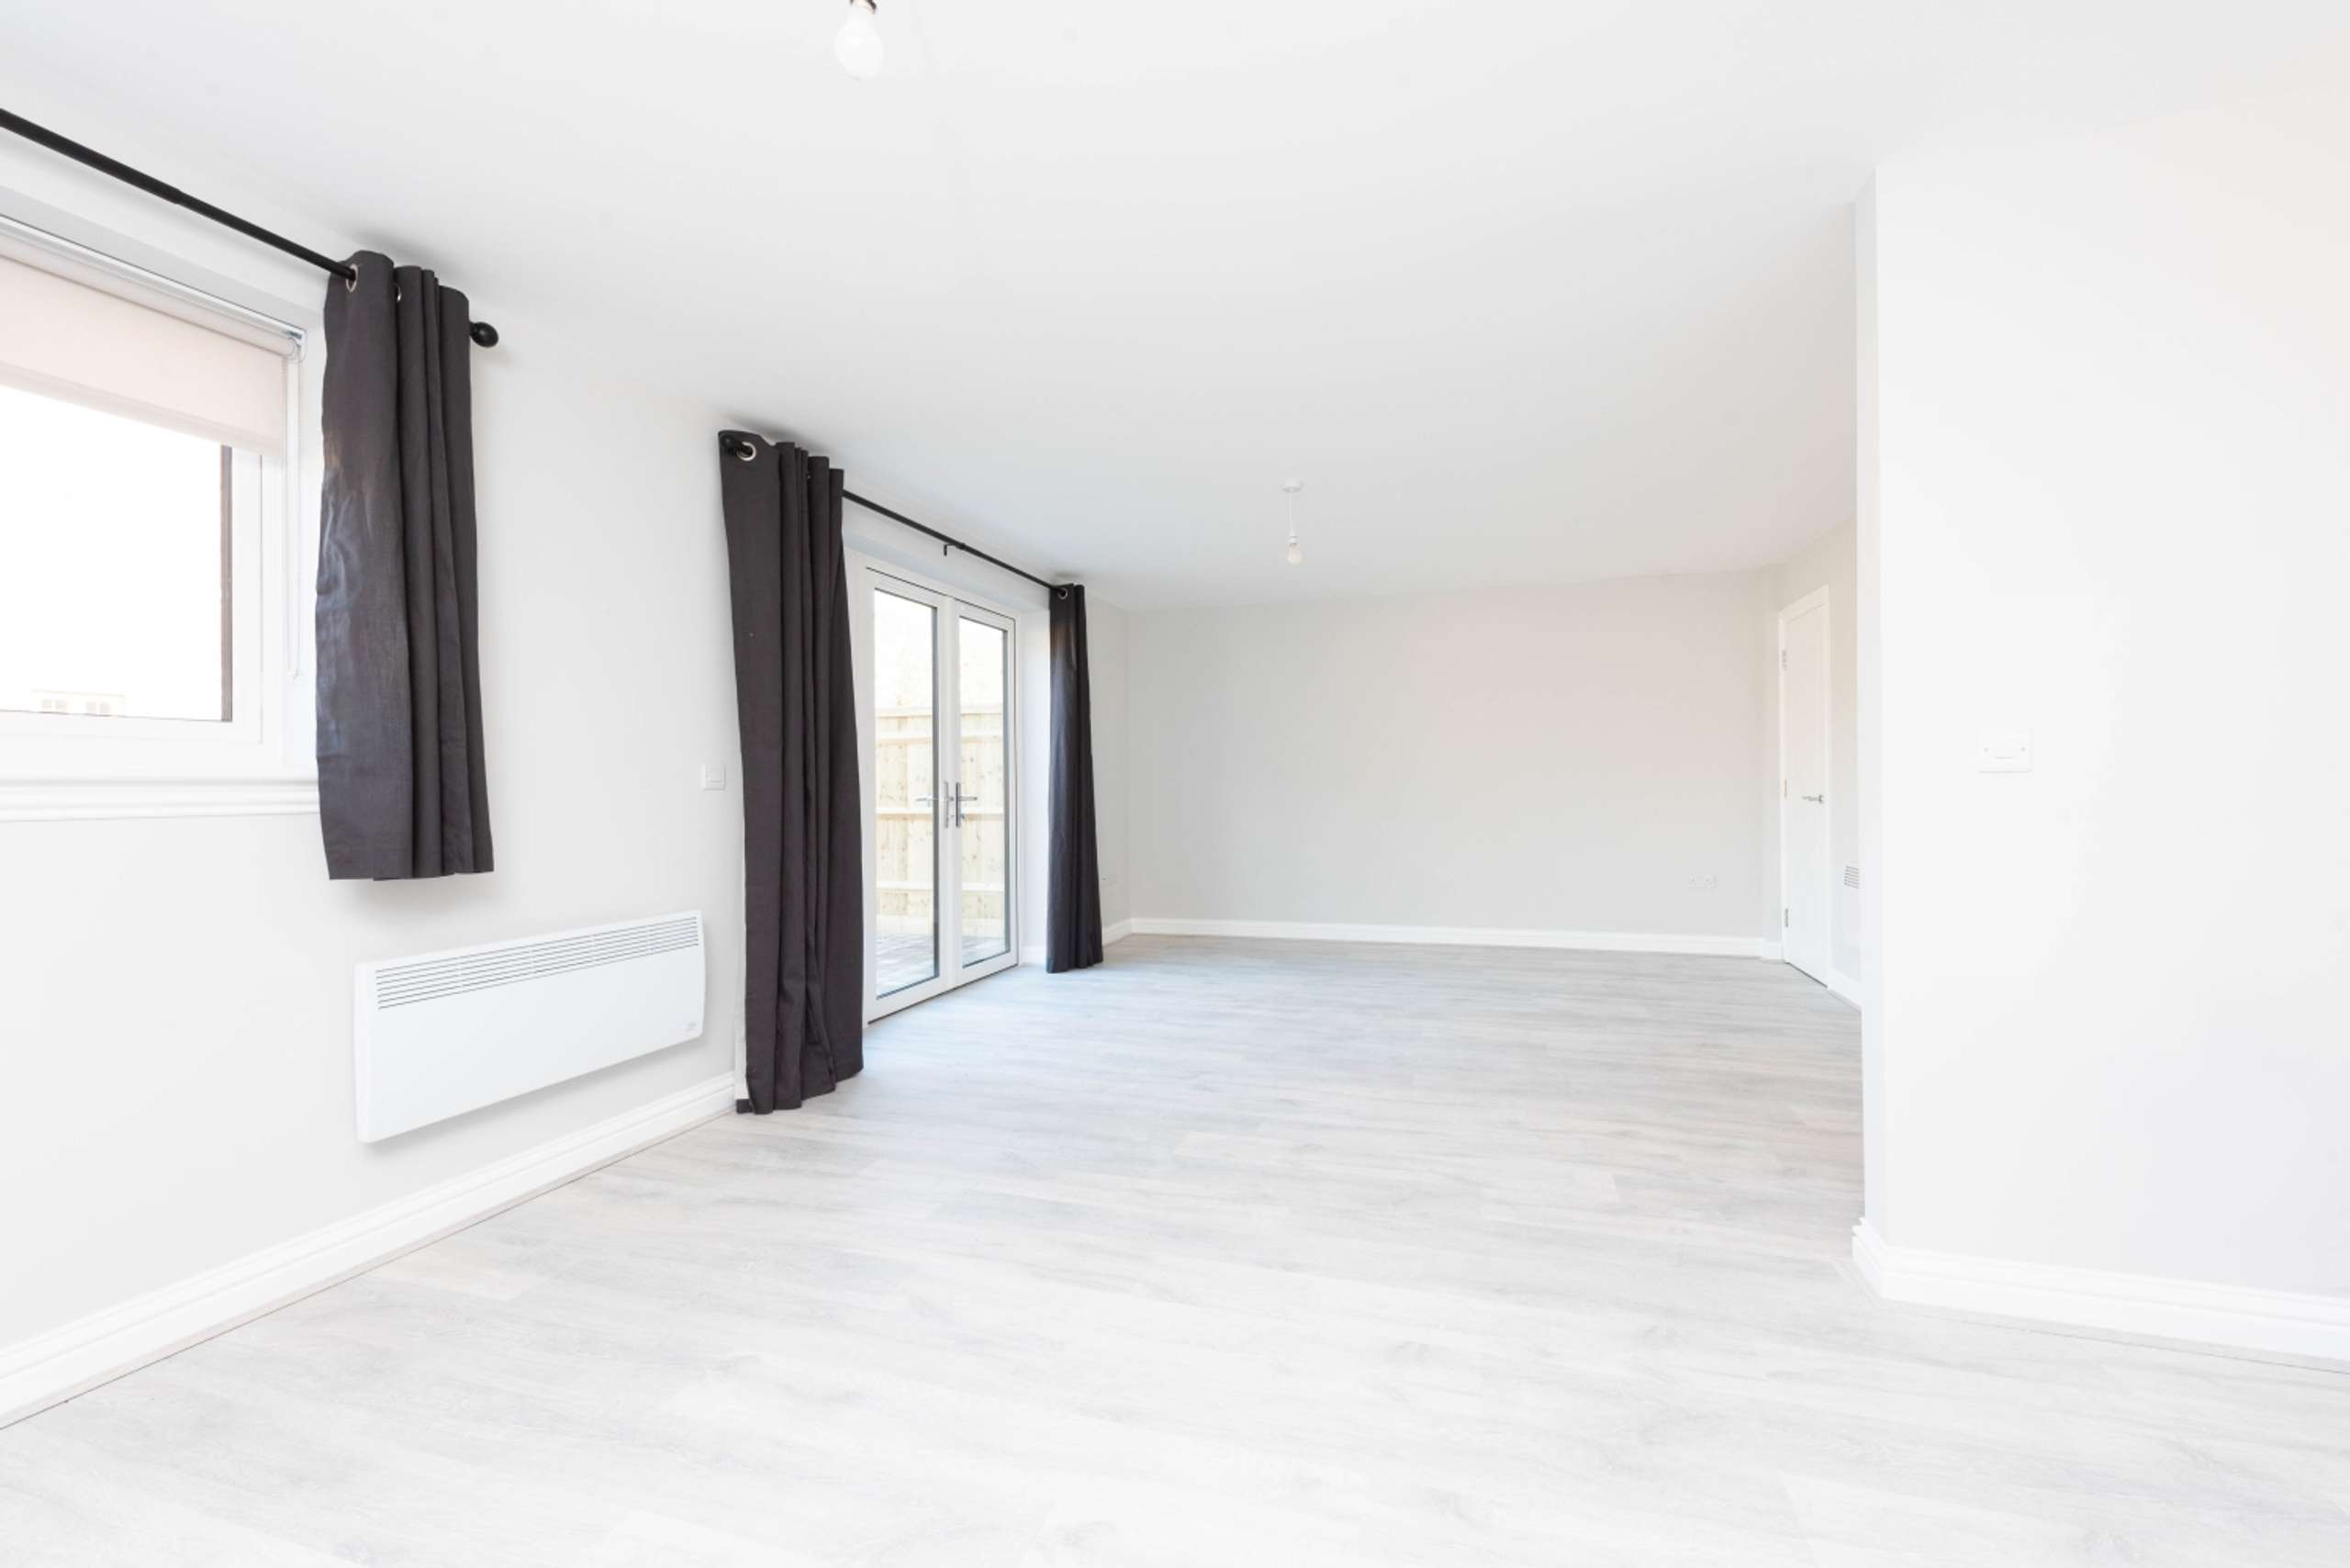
[8,2,2349,605]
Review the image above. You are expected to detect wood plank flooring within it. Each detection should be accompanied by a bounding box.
[3,936,2344,1564]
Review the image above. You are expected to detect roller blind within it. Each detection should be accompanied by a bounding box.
[0,241,293,455]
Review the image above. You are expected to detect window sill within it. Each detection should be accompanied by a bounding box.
[0,775,319,823]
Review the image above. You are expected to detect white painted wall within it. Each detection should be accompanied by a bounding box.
[1855,180,1885,1235]
[1127,572,1774,942]
[1865,89,2350,1301]
[1763,521,1862,986]
[0,146,745,1353]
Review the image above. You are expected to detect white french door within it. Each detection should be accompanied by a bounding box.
[857,564,1018,1018]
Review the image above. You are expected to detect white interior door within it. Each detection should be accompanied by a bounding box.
[1778,588,1832,985]
[859,565,1018,1019]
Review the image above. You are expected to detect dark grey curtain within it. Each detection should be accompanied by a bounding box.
[719,432,864,1113]
[316,251,493,880]
[1047,585,1103,972]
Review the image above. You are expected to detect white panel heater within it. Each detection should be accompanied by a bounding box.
[354,912,705,1142]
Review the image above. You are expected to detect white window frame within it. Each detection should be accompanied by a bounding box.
[0,208,319,823]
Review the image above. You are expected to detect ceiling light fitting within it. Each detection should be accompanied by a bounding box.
[1282,479,1304,566]
[836,0,884,81]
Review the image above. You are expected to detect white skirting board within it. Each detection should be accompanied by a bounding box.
[1852,1220,2350,1364]
[0,1072,736,1429]
[1128,917,1774,959]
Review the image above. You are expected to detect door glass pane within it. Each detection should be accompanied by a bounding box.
[873,590,938,995]
[957,617,1010,967]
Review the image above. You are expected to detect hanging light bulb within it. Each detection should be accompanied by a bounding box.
[836,0,885,80]
[1281,480,1304,566]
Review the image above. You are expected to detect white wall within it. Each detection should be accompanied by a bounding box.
[1865,89,2350,1305]
[0,146,744,1354]
[1763,521,1862,984]
[1127,572,1774,942]
[1855,180,1885,1234]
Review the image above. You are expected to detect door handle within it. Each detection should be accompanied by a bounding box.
[1801,793,1826,803]
[948,787,979,827]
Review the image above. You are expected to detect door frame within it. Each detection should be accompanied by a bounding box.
[849,550,1022,1022]
[1776,585,1833,984]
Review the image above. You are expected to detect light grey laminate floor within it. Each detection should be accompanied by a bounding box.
[3,937,2344,1564]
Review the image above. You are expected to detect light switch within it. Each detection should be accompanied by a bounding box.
[700,763,727,791]
[1977,731,2032,773]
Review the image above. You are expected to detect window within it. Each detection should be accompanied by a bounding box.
[0,219,312,812]
[2,387,244,722]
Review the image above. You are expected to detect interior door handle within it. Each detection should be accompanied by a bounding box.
[1801,793,1826,803]
[948,787,979,827]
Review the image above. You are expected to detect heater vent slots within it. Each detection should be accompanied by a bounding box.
[375,916,699,1008]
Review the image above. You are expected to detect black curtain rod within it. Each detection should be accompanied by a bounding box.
[848,490,1069,598]
[0,106,499,347]
[721,433,1067,597]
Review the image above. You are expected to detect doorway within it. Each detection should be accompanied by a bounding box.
[1778,587,1832,985]
[857,563,1019,1018]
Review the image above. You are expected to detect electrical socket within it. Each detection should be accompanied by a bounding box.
[1977,730,2033,773]
[1686,874,1718,892]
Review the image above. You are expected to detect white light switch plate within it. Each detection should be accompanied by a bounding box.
[1977,731,2033,772]
[699,763,727,791]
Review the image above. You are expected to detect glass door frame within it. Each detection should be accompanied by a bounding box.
[851,555,1021,1022]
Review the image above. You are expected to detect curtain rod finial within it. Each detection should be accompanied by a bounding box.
[468,321,499,348]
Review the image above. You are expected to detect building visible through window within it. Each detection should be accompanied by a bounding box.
[33,689,130,717]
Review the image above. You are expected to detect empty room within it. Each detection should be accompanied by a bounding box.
[2,4,2345,1563]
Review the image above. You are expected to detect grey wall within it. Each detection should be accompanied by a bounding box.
[1127,572,1776,939]
[1085,598,1132,931]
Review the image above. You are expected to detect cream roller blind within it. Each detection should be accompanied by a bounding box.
[0,241,293,455]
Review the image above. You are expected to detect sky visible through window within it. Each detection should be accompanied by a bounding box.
[0,384,228,721]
